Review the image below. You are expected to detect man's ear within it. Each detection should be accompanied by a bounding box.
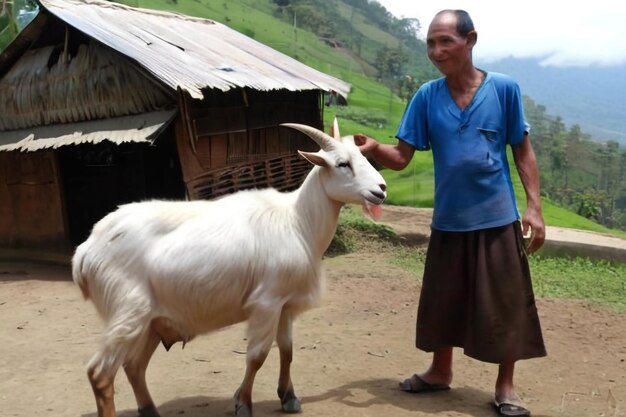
[467,30,477,48]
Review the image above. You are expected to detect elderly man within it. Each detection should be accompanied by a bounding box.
[356,9,546,417]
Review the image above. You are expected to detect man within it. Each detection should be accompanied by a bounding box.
[356,9,546,417]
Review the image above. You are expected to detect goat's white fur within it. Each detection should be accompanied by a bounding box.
[72,121,386,417]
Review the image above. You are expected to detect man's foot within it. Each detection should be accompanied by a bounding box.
[494,396,530,416]
[398,374,450,393]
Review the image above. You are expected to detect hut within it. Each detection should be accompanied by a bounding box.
[0,0,350,258]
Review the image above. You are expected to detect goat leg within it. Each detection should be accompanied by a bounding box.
[87,367,117,417]
[234,355,267,417]
[125,332,161,417]
[276,308,301,413]
[234,307,282,417]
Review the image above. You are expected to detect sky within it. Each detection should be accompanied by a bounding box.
[376,0,626,67]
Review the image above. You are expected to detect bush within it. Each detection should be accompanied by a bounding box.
[335,106,388,129]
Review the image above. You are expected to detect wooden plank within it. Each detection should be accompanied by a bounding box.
[210,134,228,169]
[0,154,13,246]
[193,107,247,136]
[195,136,212,168]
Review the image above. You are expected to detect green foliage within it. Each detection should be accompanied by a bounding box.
[0,0,38,52]
[530,255,626,311]
[0,5,20,52]
[333,106,387,129]
[241,27,255,38]
[524,96,626,232]
[373,45,407,81]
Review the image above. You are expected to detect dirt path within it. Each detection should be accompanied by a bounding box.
[1,206,625,417]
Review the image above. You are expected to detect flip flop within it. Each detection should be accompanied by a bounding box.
[398,374,450,393]
[494,398,531,416]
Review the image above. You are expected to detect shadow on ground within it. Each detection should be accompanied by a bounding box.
[81,378,552,417]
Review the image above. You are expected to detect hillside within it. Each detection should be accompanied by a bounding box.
[2,0,625,235]
[481,57,626,145]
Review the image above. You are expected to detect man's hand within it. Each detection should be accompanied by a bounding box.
[353,133,379,157]
[521,207,545,254]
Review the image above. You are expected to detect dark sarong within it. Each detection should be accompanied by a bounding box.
[416,221,547,363]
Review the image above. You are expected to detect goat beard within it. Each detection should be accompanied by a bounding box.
[362,201,383,221]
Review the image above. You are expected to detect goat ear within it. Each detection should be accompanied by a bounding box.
[298,150,328,167]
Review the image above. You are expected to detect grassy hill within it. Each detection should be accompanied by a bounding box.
[112,0,626,238]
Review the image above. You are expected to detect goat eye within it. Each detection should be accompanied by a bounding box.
[337,161,351,169]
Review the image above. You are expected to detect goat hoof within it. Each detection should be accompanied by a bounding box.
[279,389,301,414]
[234,389,253,417]
[235,402,253,417]
[138,405,161,417]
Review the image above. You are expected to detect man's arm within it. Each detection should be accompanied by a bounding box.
[512,134,545,253]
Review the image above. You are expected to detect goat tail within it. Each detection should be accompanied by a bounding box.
[72,243,90,300]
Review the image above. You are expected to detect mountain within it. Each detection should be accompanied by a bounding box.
[479,57,626,145]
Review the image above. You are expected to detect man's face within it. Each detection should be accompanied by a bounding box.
[426,14,473,76]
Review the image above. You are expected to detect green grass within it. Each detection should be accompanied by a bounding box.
[390,246,626,312]
[327,205,396,255]
[530,256,626,311]
[331,210,626,312]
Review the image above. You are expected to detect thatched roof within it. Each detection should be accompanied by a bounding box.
[0,41,173,131]
[38,0,351,100]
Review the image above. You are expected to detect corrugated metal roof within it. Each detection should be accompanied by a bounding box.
[39,0,351,100]
[0,109,177,152]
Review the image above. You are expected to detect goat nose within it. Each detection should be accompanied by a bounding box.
[372,191,386,200]
[379,184,387,192]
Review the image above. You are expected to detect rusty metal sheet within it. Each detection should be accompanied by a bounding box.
[0,109,177,152]
[38,0,351,100]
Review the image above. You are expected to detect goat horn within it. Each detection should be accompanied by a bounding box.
[281,123,336,151]
[332,117,341,140]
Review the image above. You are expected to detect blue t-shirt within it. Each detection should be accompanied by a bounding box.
[397,71,529,232]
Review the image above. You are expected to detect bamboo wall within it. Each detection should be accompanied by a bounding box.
[0,151,68,251]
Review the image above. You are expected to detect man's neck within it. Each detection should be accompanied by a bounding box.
[446,67,484,93]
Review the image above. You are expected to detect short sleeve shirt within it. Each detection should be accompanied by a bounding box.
[396,72,529,232]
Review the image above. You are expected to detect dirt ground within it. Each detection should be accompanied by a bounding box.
[1,206,625,417]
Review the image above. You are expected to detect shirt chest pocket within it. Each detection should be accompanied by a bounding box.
[471,126,503,173]
[477,127,500,143]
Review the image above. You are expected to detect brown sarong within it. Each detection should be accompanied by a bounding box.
[416,221,547,363]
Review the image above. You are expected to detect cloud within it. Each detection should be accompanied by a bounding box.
[377,0,626,67]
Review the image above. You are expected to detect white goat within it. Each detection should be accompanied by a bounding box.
[72,120,387,417]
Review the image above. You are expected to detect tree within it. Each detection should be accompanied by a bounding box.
[0,0,37,52]
[374,45,407,85]
[549,140,568,188]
